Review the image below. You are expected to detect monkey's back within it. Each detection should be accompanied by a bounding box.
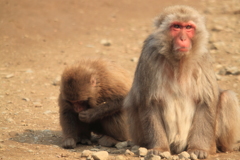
[68,59,132,103]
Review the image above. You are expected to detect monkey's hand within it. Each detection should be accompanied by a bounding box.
[62,138,76,149]
[78,109,97,123]
[187,149,208,159]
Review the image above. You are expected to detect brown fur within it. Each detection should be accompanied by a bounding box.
[59,59,131,149]
[124,5,240,159]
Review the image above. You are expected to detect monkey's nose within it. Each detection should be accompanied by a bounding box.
[180,35,187,41]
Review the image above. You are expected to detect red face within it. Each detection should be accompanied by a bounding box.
[170,21,196,52]
[70,101,88,113]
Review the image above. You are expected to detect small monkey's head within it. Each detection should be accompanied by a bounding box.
[60,66,97,112]
[154,5,208,60]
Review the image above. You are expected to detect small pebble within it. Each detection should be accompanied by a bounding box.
[178,151,190,159]
[138,147,148,157]
[115,141,128,149]
[92,151,109,160]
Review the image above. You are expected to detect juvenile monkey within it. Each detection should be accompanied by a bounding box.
[59,59,131,149]
[124,5,240,159]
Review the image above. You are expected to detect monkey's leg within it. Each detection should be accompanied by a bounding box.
[216,90,240,152]
[138,103,170,156]
[91,111,129,147]
[187,103,216,159]
[60,108,91,149]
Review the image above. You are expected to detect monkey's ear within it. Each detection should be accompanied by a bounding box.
[90,76,97,86]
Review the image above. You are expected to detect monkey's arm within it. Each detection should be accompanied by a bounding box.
[187,102,216,159]
[78,97,124,123]
[59,98,91,148]
[138,101,171,155]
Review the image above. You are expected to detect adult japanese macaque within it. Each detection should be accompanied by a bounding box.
[59,59,131,149]
[124,5,240,159]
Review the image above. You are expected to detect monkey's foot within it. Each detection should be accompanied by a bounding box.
[147,149,171,159]
[62,138,76,149]
[187,149,208,159]
[233,142,240,151]
[98,135,119,147]
[79,138,92,145]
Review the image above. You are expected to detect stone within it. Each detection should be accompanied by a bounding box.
[178,151,190,159]
[5,74,14,79]
[131,57,138,62]
[33,102,42,107]
[190,153,198,160]
[160,151,171,159]
[171,155,179,160]
[81,150,92,157]
[131,145,140,153]
[52,76,61,86]
[92,151,109,160]
[110,149,125,154]
[124,149,135,156]
[100,39,111,46]
[144,154,161,160]
[115,141,128,149]
[138,147,148,157]
[115,155,126,160]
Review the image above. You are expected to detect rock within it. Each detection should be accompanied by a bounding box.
[131,145,140,153]
[6,118,14,123]
[171,155,179,160]
[100,39,112,46]
[115,155,126,160]
[52,76,61,86]
[212,41,226,50]
[190,153,198,160]
[42,129,52,135]
[226,66,240,75]
[33,102,42,107]
[124,149,135,156]
[61,153,69,157]
[87,156,94,160]
[127,141,135,147]
[115,141,128,149]
[25,69,33,73]
[81,150,92,157]
[22,97,30,101]
[178,151,190,159]
[92,151,108,160]
[5,74,14,79]
[160,152,171,159]
[219,66,240,75]
[110,149,125,154]
[90,148,100,152]
[138,147,148,157]
[131,57,138,62]
[44,110,54,114]
[144,154,161,160]
[211,25,223,32]
[216,74,222,81]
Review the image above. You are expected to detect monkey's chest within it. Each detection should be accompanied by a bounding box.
[162,96,195,153]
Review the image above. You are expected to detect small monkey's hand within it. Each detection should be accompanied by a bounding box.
[78,109,97,123]
[62,138,76,149]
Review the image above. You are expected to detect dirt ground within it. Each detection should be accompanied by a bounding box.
[1,0,240,159]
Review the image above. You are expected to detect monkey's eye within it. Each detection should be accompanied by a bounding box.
[186,25,192,29]
[173,24,181,28]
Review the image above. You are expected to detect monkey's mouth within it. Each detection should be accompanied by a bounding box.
[71,101,88,113]
[175,46,191,52]
[177,47,189,52]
